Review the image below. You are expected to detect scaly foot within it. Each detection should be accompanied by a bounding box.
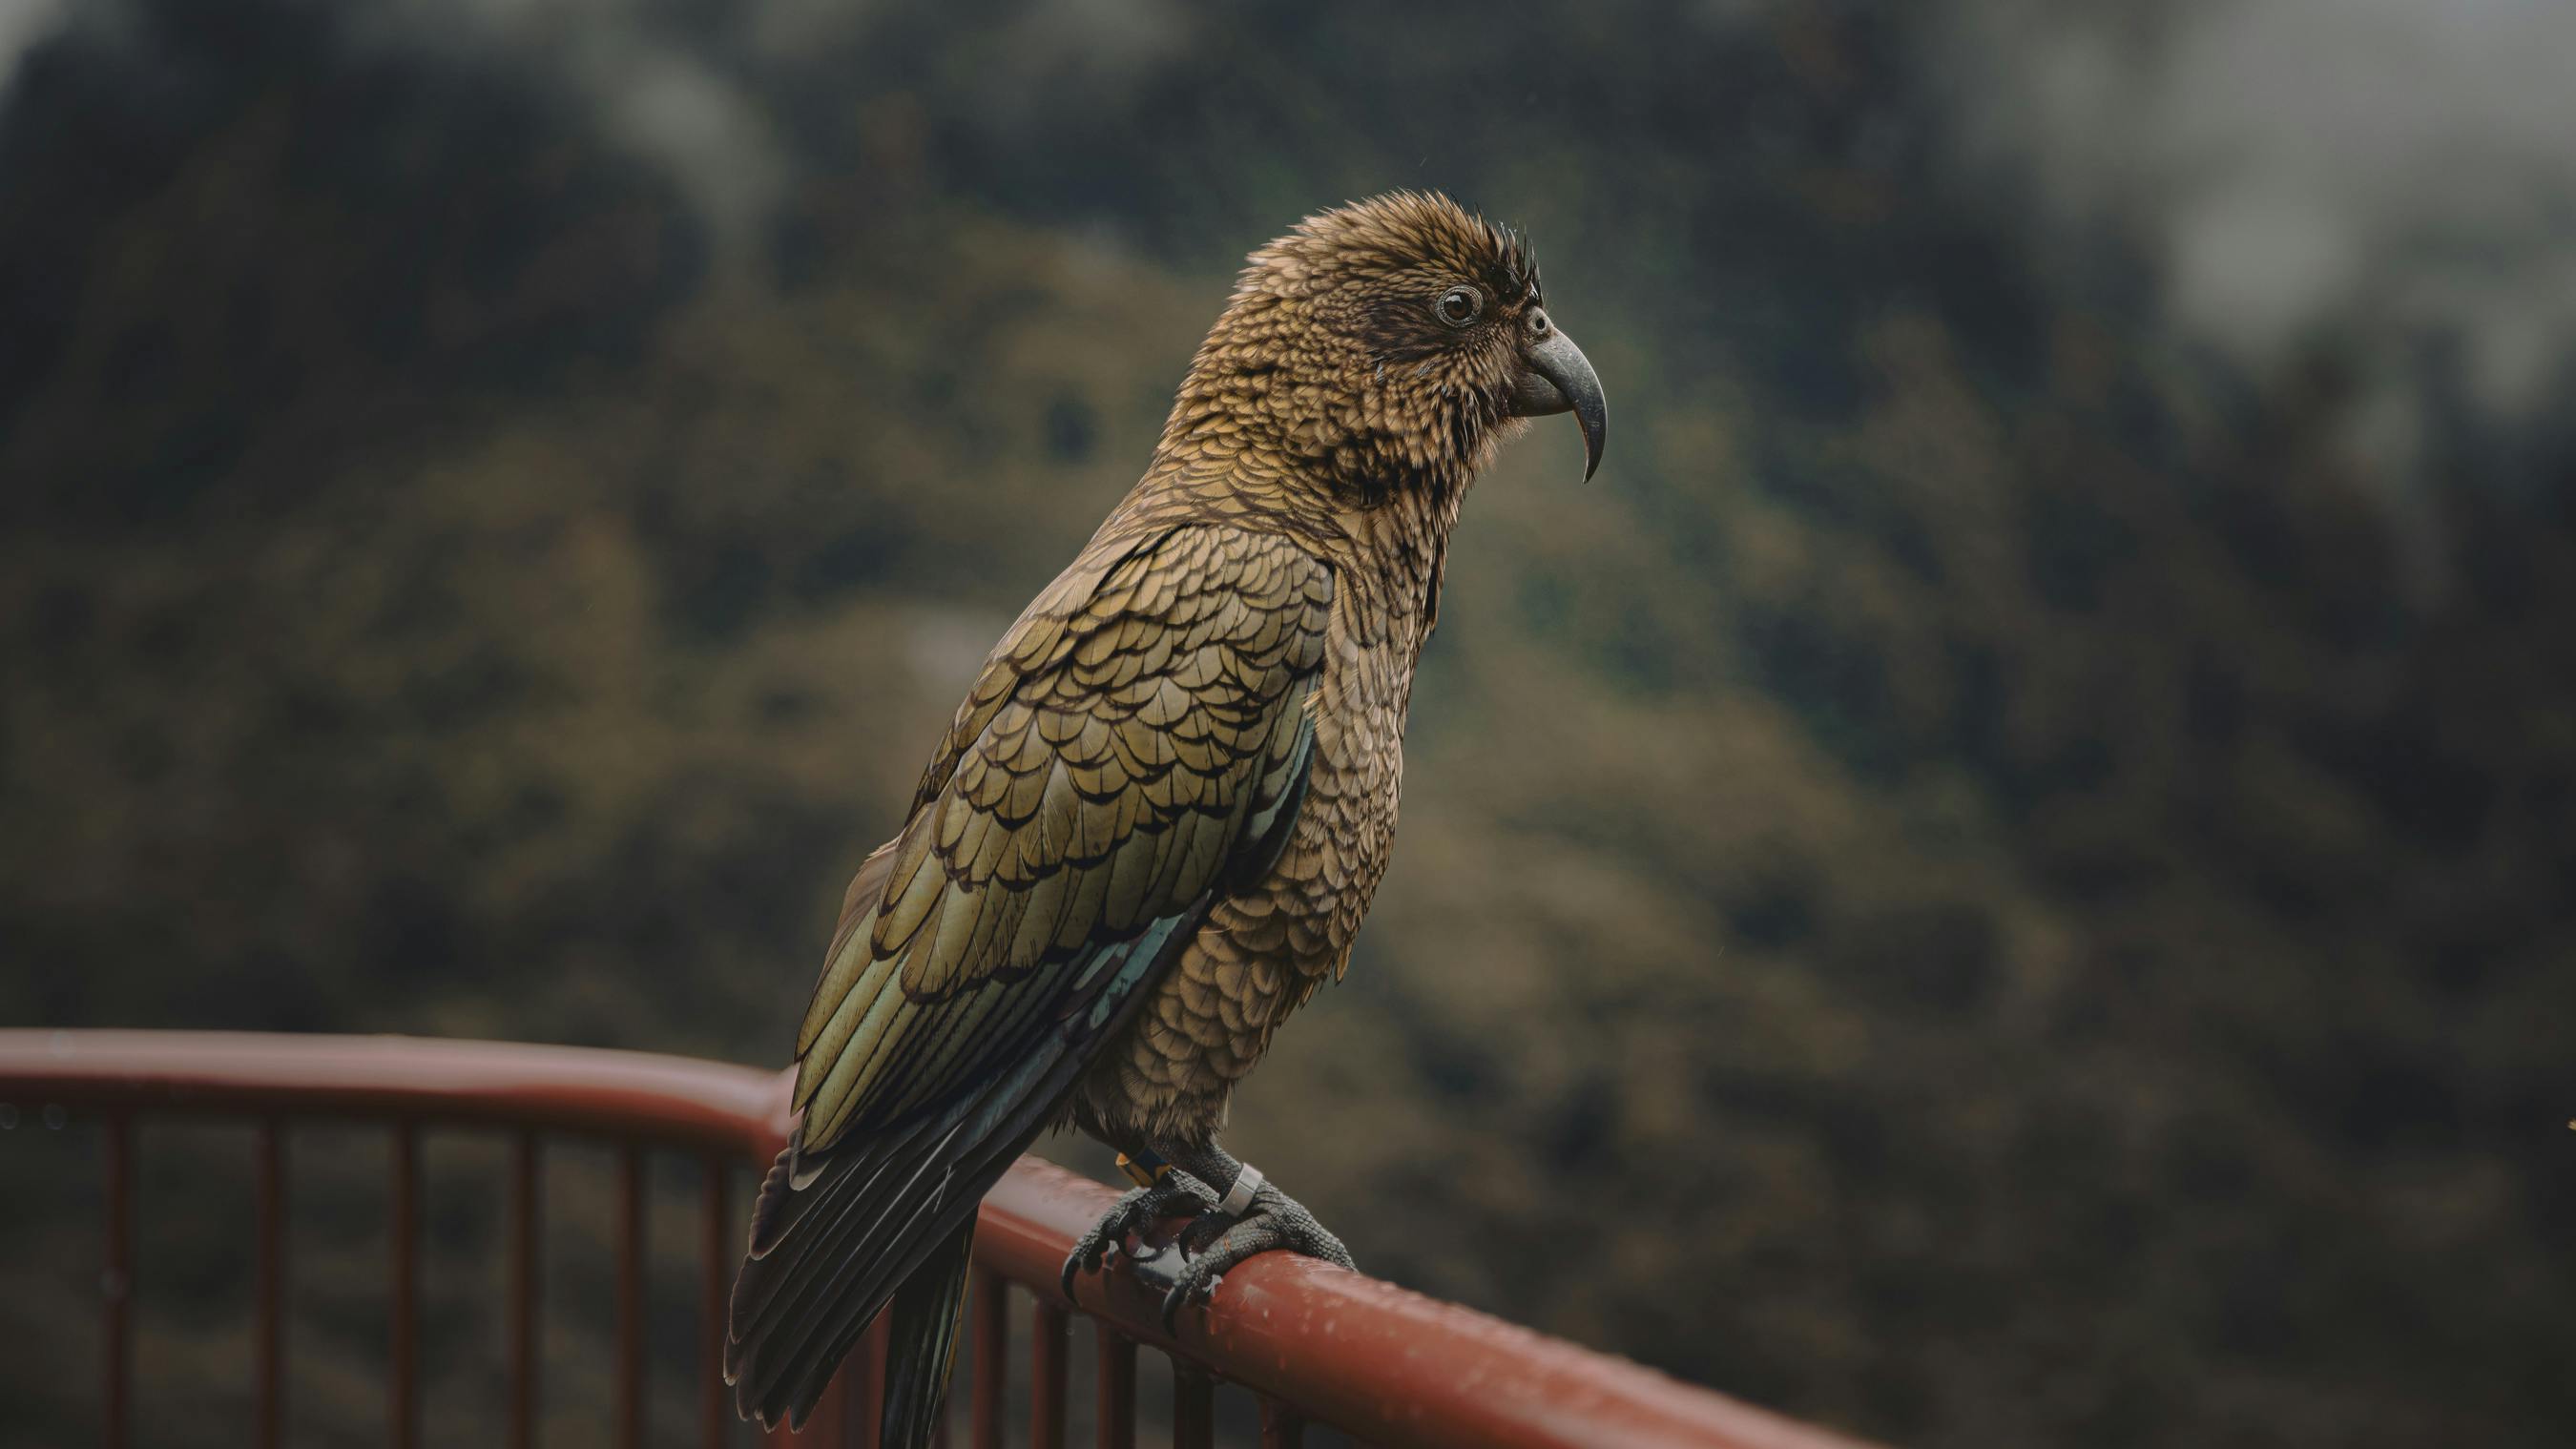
[1058,1170,1216,1298]
[1158,1179,1356,1333]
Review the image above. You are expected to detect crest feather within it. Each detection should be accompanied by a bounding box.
[1252,191,1540,304]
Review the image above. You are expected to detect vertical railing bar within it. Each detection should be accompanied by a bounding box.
[968,1273,1006,1449]
[1028,1299,1067,1449]
[509,1130,540,1449]
[390,1121,419,1449]
[1095,1328,1136,1449]
[69,1119,1340,1449]
[813,1367,851,1448]
[255,1119,285,1449]
[1170,1359,1213,1449]
[701,1155,729,1449]
[861,1310,892,1449]
[617,1142,646,1449]
[101,1110,133,1449]
[1256,1396,1306,1449]
[813,1350,846,1449]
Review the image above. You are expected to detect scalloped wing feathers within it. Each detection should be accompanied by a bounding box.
[788,524,1332,1149]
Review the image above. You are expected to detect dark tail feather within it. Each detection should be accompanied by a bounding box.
[878,1215,975,1449]
[728,902,1213,1429]
[727,1120,963,1429]
[726,1069,1048,1429]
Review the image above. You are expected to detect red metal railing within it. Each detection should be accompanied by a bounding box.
[0,1029,1879,1449]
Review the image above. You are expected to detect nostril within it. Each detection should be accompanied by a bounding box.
[1527,310,1551,337]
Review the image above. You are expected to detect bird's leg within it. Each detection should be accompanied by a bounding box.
[1058,1146,1220,1297]
[1154,1143,1356,1331]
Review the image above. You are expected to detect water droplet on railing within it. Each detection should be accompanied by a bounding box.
[43,1104,68,1130]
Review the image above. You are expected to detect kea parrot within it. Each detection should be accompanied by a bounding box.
[725,191,1609,1438]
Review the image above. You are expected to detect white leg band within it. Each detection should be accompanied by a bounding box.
[1218,1163,1264,1216]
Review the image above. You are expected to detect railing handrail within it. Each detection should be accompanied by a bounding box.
[1,1028,1879,1449]
[985,1160,1870,1449]
[0,1028,792,1158]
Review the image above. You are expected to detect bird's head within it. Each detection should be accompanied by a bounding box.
[1163,191,1607,497]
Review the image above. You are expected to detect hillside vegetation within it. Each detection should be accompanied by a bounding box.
[4,4,2571,1445]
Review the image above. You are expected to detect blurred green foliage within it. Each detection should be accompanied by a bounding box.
[3,2,2573,1446]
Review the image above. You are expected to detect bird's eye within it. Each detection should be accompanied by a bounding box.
[1435,286,1483,327]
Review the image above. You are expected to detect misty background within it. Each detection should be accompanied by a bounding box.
[4,0,2573,1445]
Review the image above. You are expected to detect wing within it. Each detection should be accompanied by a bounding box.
[729,522,1330,1424]
[790,523,1333,1150]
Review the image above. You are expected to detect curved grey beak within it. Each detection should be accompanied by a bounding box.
[1506,323,1608,482]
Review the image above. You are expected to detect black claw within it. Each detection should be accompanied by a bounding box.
[1157,1269,1221,1335]
[1143,1179,1360,1337]
[1066,1167,1355,1335]
[1177,1211,1232,1257]
[1060,1191,1138,1298]
[1059,1173,1222,1300]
